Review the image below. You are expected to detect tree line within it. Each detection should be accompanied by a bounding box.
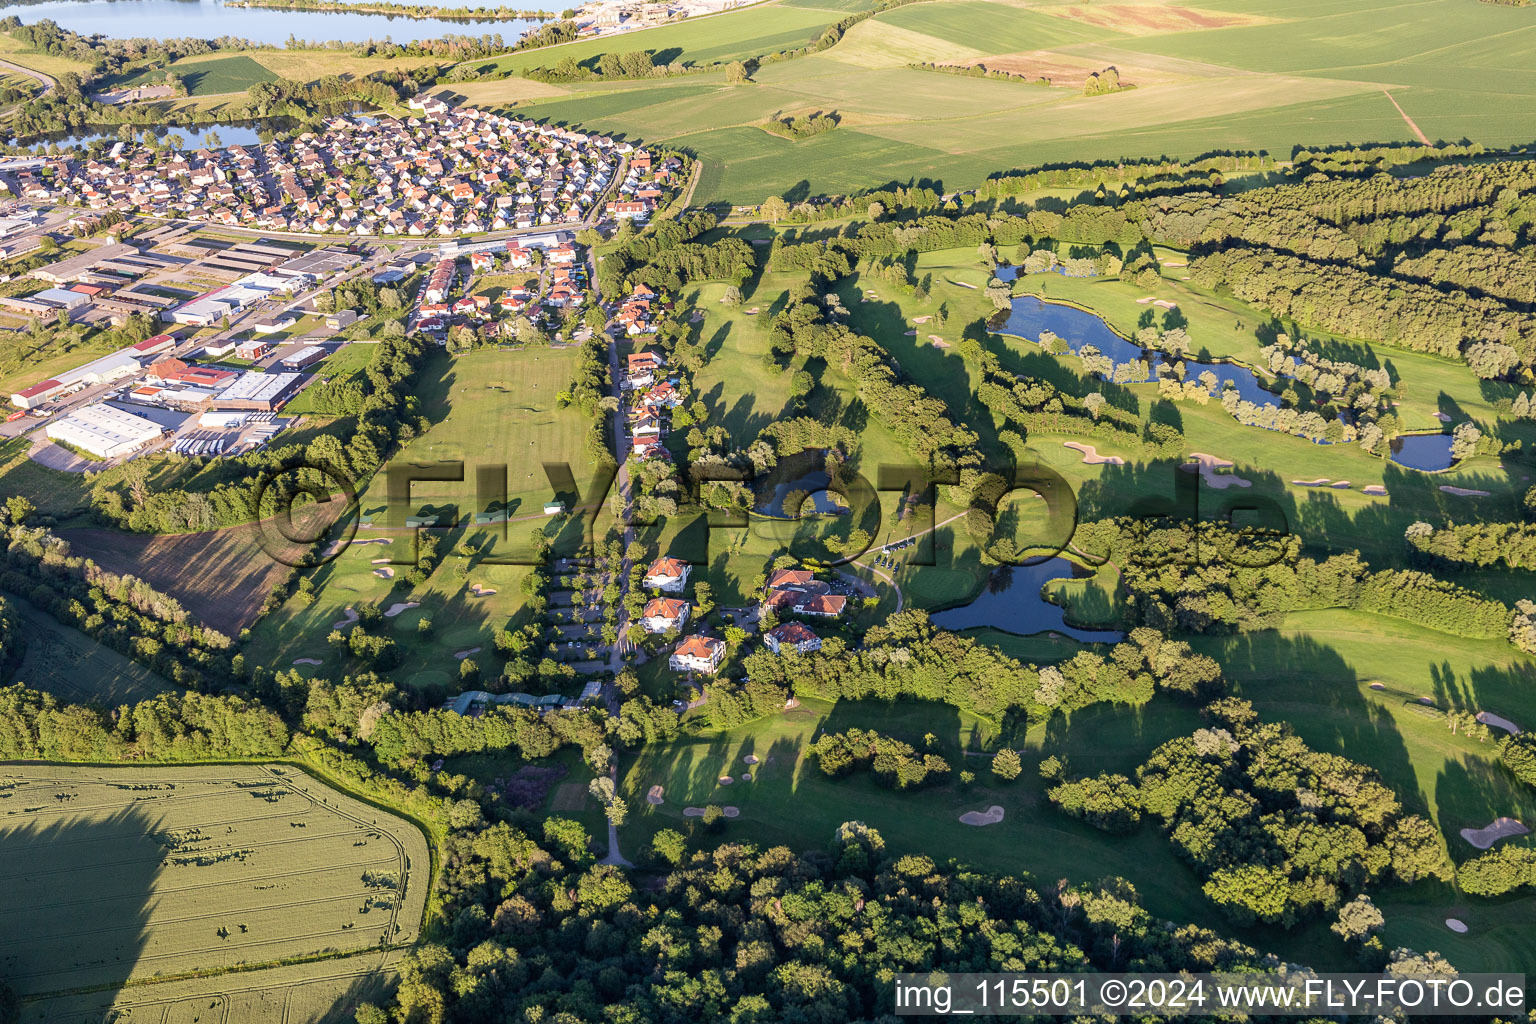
[1078,519,1516,641]
[90,330,434,534]
[1,517,235,688]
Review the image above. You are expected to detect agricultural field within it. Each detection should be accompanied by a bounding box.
[476,0,1536,204]
[0,29,95,80]
[119,54,279,95]
[5,595,173,705]
[0,764,429,1005]
[112,48,444,95]
[54,517,332,638]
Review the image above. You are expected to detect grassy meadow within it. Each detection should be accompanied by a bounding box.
[0,763,429,999]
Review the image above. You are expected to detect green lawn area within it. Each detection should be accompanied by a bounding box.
[356,346,606,560]
[620,694,1228,932]
[246,551,537,698]
[118,54,279,96]
[1188,607,1536,973]
[282,344,376,416]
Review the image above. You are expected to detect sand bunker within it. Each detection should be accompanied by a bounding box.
[912,315,932,324]
[1292,478,1330,486]
[743,307,760,315]
[1160,259,1187,268]
[1461,817,1529,850]
[928,334,945,343]
[353,538,389,546]
[1446,919,1469,933]
[743,754,760,765]
[684,806,740,818]
[371,557,391,564]
[689,310,703,323]
[646,785,664,806]
[952,280,976,289]
[454,647,482,660]
[1331,480,1351,489]
[717,775,734,786]
[903,329,917,335]
[1440,486,1490,497]
[374,567,395,579]
[1477,711,1522,735]
[1185,452,1251,489]
[1065,441,1126,466]
[469,583,498,597]
[292,657,323,666]
[960,805,1006,827]
[332,608,360,629]
[1153,299,1179,310]
[1135,296,1154,304]
[1369,682,1386,690]
[1433,412,1452,422]
[740,773,752,782]
[1363,485,1388,496]
[384,601,421,618]
[932,339,952,348]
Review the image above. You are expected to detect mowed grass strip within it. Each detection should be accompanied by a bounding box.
[0,764,429,998]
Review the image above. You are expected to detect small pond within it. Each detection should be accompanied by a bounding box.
[991,270,1288,407]
[11,123,269,152]
[930,558,1126,642]
[1389,432,1455,472]
[993,267,1464,473]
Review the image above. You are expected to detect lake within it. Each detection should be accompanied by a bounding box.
[0,0,547,46]
[930,558,1127,642]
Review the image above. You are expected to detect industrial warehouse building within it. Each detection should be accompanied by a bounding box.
[213,371,302,411]
[45,402,163,459]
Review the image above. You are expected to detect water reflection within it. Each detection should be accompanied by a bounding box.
[930,557,1126,642]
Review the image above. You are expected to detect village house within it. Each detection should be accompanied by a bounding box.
[643,556,691,593]
[764,622,822,655]
[669,635,726,675]
[640,596,691,634]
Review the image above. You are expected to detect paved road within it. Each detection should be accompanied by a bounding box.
[847,509,972,611]
[0,57,55,120]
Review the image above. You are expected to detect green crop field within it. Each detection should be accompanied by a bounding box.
[0,764,429,1004]
[472,0,1536,204]
[5,595,173,705]
[120,54,280,96]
